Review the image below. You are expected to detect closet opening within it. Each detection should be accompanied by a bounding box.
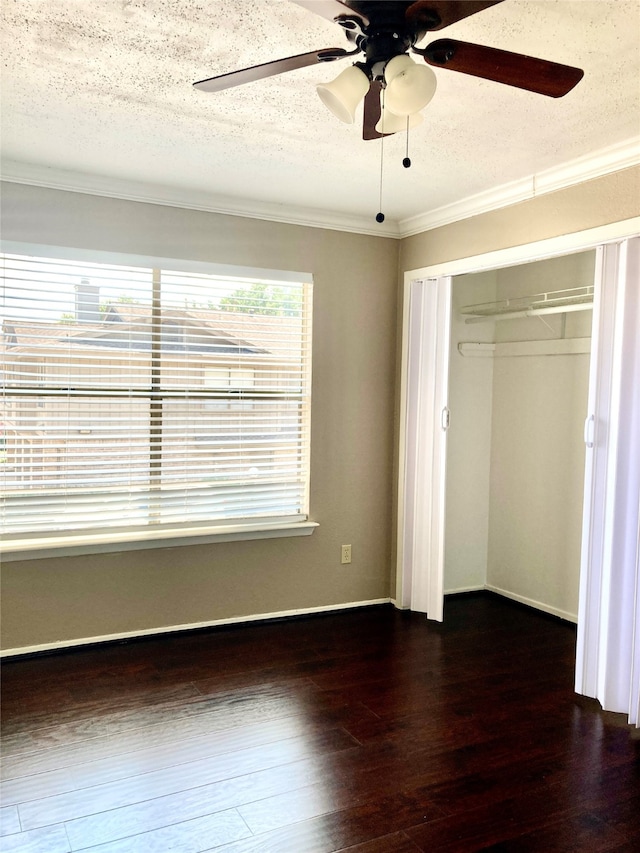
[397,229,639,722]
[445,251,596,622]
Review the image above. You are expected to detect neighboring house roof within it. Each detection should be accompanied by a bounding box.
[2,305,303,360]
[102,305,303,360]
[96,305,265,354]
[1,321,83,353]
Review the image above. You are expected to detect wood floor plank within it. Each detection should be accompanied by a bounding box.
[61,756,339,849]
[0,824,71,853]
[0,797,21,849]
[307,634,575,695]
[1,679,365,775]
[234,760,454,837]
[423,751,634,821]
[581,779,640,842]
[0,682,202,737]
[20,728,358,831]
[404,785,631,853]
[72,808,250,853]
[236,781,345,834]
[0,804,21,836]
[2,700,376,782]
[2,718,359,805]
[474,810,627,853]
[209,789,446,853]
[335,832,423,852]
[1,678,320,755]
[317,663,575,723]
[0,685,206,756]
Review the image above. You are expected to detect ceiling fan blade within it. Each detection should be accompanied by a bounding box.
[422,39,584,97]
[362,81,382,140]
[289,0,369,27]
[406,1,505,32]
[362,81,396,140]
[362,81,384,140]
[193,48,350,93]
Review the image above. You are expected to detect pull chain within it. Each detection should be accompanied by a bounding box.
[376,85,385,223]
[403,116,411,168]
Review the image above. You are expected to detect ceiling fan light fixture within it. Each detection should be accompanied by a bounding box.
[316,64,370,124]
[384,55,437,116]
[375,105,424,134]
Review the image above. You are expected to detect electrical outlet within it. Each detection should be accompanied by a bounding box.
[341,544,352,564]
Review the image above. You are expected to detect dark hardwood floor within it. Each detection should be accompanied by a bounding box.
[1,593,638,852]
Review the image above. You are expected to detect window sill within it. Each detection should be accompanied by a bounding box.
[0,521,319,562]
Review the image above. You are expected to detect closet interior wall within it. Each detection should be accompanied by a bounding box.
[445,271,496,595]
[445,251,596,621]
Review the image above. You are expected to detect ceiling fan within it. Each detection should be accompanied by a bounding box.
[193,1,584,140]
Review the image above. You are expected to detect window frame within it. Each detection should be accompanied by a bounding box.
[1,243,317,560]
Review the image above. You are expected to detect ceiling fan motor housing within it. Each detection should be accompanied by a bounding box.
[339,1,434,77]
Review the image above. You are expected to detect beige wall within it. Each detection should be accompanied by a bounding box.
[399,167,640,272]
[444,272,496,593]
[0,183,399,652]
[486,253,594,620]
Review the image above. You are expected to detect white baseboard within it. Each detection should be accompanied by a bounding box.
[0,598,392,658]
[1,589,575,657]
[444,585,486,596]
[484,584,577,624]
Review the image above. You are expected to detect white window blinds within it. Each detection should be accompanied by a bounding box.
[1,253,312,547]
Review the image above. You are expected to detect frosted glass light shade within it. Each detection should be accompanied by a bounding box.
[384,54,437,116]
[317,65,370,124]
[375,105,424,134]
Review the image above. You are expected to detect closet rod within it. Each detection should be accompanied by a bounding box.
[464,302,593,324]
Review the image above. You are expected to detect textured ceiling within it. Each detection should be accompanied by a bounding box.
[1,0,639,231]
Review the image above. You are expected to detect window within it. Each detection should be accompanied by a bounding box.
[1,252,313,553]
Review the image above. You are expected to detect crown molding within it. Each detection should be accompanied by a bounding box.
[2,136,638,241]
[398,137,640,238]
[0,161,401,239]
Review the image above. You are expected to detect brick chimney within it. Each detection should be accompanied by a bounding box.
[75,279,100,323]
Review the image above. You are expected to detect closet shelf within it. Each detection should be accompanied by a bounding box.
[460,285,594,324]
[459,338,591,358]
